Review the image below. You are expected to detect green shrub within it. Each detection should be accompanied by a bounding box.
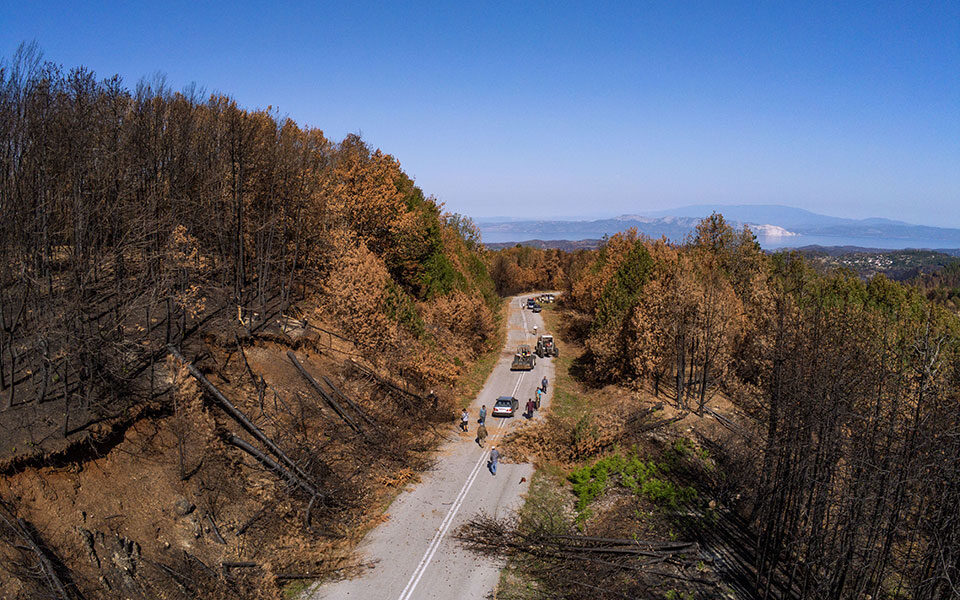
[641,478,697,510]
[567,448,697,521]
[384,280,425,337]
[568,455,616,514]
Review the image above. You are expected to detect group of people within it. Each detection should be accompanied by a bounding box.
[457,376,549,460]
[526,376,548,419]
[460,404,491,446]
[454,377,549,475]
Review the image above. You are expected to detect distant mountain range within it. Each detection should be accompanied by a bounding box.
[479,204,960,249]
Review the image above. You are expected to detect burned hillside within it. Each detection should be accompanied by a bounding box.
[0,45,499,599]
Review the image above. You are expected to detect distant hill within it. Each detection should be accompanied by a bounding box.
[480,215,704,241]
[479,204,960,248]
[484,239,604,251]
[642,204,885,228]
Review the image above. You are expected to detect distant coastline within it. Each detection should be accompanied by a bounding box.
[479,204,960,251]
[484,238,960,257]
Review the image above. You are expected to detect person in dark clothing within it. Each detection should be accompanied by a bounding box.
[476,423,488,447]
[541,376,548,393]
[488,447,500,475]
[525,398,536,419]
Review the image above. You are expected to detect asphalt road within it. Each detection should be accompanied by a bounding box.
[308,295,555,600]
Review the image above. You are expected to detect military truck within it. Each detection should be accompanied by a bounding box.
[535,334,558,358]
[510,344,537,370]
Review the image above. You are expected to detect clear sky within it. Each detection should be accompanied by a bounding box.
[3,1,959,224]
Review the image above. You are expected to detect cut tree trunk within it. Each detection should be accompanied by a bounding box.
[168,346,320,493]
[287,351,362,435]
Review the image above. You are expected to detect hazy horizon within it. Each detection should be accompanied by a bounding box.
[471,203,942,228]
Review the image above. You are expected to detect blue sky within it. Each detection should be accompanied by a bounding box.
[3,1,959,224]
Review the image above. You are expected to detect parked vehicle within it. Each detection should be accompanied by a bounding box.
[510,345,536,370]
[492,396,520,417]
[526,298,537,309]
[535,334,558,358]
[532,303,542,313]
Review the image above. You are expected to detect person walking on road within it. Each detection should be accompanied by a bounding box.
[541,376,548,393]
[488,446,500,475]
[525,398,536,419]
[460,409,469,432]
[476,423,488,447]
[478,405,487,425]
[535,387,543,408]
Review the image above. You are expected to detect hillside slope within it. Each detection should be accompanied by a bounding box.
[0,50,499,600]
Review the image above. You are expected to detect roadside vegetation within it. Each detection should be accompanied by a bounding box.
[467,304,726,599]
[450,297,510,410]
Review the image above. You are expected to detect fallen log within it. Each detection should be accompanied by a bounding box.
[624,402,664,424]
[237,506,266,536]
[235,334,262,390]
[287,352,362,435]
[225,435,319,498]
[303,321,356,344]
[321,375,377,428]
[0,503,71,600]
[702,406,758,441]
[168,346,320,495]
[148,559,196,592]
[347,359,422,401]
[276,572,323,580]
[219,561,324,581]
[204,513,226,544]
[548,535,697,551]
[19,518,71,600]
[634,412,688,434]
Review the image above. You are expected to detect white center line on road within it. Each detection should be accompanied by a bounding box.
[395,371,524,600]
[396,447,487,600]
[511,372,524,397]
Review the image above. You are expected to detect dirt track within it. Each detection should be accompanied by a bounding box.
[308,296,554,599]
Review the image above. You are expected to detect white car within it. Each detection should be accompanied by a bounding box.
[492,396,519,417]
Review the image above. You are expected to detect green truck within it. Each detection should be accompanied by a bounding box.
[510,345,537,370]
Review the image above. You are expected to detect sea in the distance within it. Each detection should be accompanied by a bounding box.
[480,230,960,251]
